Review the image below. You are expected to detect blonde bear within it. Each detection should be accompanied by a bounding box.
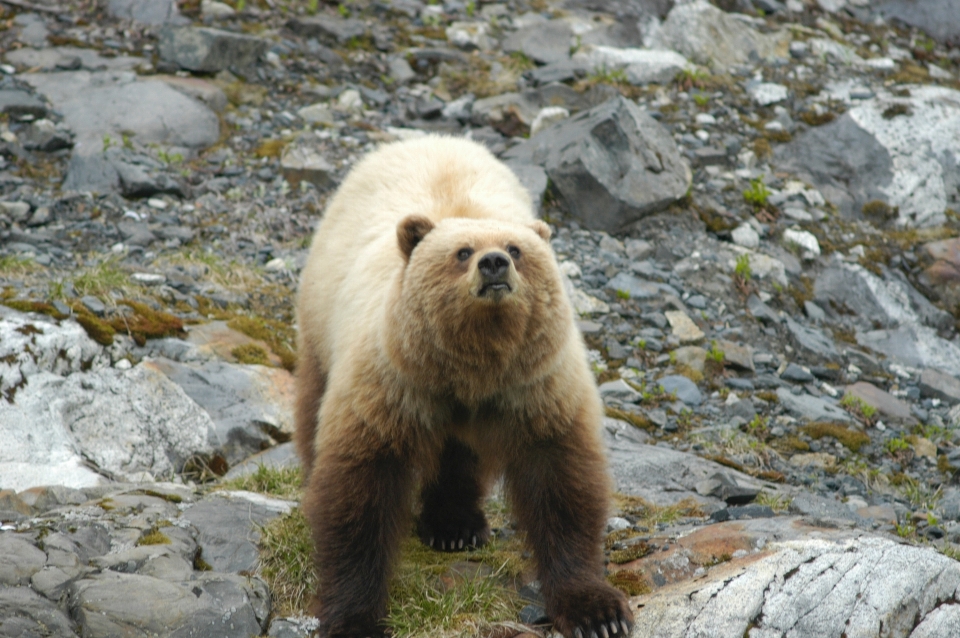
[295,135,632,638]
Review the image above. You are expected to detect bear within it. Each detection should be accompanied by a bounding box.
[294,135,633,638]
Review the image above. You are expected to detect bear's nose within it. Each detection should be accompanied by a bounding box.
[478,251,510,281]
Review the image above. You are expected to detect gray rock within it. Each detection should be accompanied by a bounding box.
[788,491,856,522]
[776,387,852,423]
[845,381,916,424]
[280,145,336,190]
[286,15,367,45]
[657,375,702,406]
[920,368,960,405]
[776,86,960,226]
[23,72,219,153]
[107,0,188,25]
[598,379,643,403]
[158,26,269,77]
[747,294,780,325]
[22,118,74,152]
[504,162,548,210]
[150,358,294,466]
[6,46,141,73]
[605,272,662,300]
[695,471,760,505]
[0,535,46,586]
[223,441,300,480]
[784,317,839,359]
[858,325,960,378]
[14,13,48,48]
[80,295,105,316]
[69,570,268,637]
[876,0,960,46]
[780,363,814,383]
[503,21,573,65]
[572,46,689,85]
[181,492,293,573]
[0,89,47,120]
[650,0,786,68]
[503,96,690,233]
[0,587,78,637]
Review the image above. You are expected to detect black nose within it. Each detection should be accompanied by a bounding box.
[478,251,510,281]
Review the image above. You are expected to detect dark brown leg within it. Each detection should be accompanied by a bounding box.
[505,428,633,638]
[303,445,414,638]
[417,438,490,552]
[294,347,326,480]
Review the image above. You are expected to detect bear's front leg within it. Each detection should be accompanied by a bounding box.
[417,438,491,552]
[303,443,415,638]
[506,426,633,638]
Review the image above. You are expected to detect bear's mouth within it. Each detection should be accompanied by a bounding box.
[478,282,511,297]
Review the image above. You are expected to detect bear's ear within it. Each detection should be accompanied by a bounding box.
[397,215,435,260]
[529,220,552,242]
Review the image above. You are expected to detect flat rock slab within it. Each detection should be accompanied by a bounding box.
[4,46,141,73]
[22,71,220,152]
[180,491,294,573]
[503,20,574,65]
[920,368,960,405]
[604,433,764,507]
[107,0,188,25]
[503,95,690,233]
[776,85,960,226]
[857,324,960,378]
[776,387,852,423]
[151,357,295,466]
[159,26,269,77]
[845,381,917,424]
[70,570,269,637]
[0,586,78,637]
[627,517,960,638]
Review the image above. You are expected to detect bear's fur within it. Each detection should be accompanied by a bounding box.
[294,136,632,638]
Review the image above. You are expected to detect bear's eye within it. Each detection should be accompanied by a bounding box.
[507,245,521,259]
[457,248,474,261]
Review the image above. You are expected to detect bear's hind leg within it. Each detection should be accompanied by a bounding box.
[417,438,491,552]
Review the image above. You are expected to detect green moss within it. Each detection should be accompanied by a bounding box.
[231,343,271,366]
[607,570,650,596]
[1,299,67,319]
[228,315,297,371]
[605,407,655,433]
[137,529,172,546]
[76,313,116,346]
[799,111,836,126]
[862,200,899,220]
[220,464,302,500]
[609,541,652,564]
[840,394,878,424]
[110,300,184,346]
[801,422,870,452]
[743,177,771,208]
[754,390,779,404]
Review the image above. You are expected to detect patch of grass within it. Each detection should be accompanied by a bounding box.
[1,299,68,319]
[675,68,710,91]
[754,491,792,513]
[75,313,116,346]
[256,139,287,159]
[0,255,42,275]
[232,343,271,365]
[221,464,302,500]
[110,300,184,346]
[613,494,705,527]
[940,545,960,562]
[587,66,629,85]
[799,111,835,126]
[840,394,877,425]
[258,507,316,617]
[743,177,771,208]
[137,528,172,546]
[608,541,652,564]
[753,137,772,159]
[862,200,899,222]
[882,103,911,119]
[895,522,916,538]
[801,422,870,452]
[754,390,779,403]
[707,340,724,364]
[73,258,130,297]
[228,315,297,371]
[615,289,630,301]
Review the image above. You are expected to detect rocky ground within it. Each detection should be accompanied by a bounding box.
[2,0,960,636]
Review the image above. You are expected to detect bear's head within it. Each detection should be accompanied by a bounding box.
[389,214,571,396]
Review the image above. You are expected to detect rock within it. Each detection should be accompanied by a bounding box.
[604,435,762,507]
[747,82,789,106]
[280,145,336,190]
[158,26,269,77]
[859,324,960,378]
[286,15,367,46]
[150,358,295,466]
[606,272,662,300]
[156,75,228,113]
[784,316,839,359]
[181,491,293,573]
[70,570,268,637]
[665,310,705,344]
[781,228,820,260]
[22,71,219,192]
[729,249,788,287]
[673,346,707,373]
[695,471,760,505]
[658,374,702,406]
[777,387,852,422]
[505,162,549,209]
[563,274,610,315]
[503,21,573,65]
[17,485,87,511]
[780,363,814,383]
[876,0,960,47]
[650,0,787,69]
[914,437,937,459]
[297,102,335,125]
[0,89,47,120]
[21,118,73,152]
[788,491,855,521]
[0,586,78,637]
[845,381,916,424]
[470,92,540,137]
[920,368,960,404]
[529,106,570,137]
[571,45,689,85]
[14,13,48,48]
[598,379,643,403]
[201,0,235,18]
[223,442,300,480]
[0,535,47,585]
[107,0,188,25]
[717,340,755,373]
[388,56,416,84]
[502,96,690,233]
[0,361,218,491]
[731,224,759,248]
[446,21,492,51]
[776,86,960,225]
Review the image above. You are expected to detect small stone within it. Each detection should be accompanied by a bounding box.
[658,375,702,406]
[665,310,705,344]
[789,453,837,468]
[158,26,269,76]
[748,82,789,106]
[445,21,491,51]
[598,379,643,404]
[777,387,852,422]
[625,239,653,261]
[132,273,166,286]
[281,146,335,189]
[732,224,760,248]
[780,363,815,383]
[201,0,235,17]
[81,295,106,316]
[297,103,335,125]
[388,57,416,84]
[529,106,569,137]
[782,228,821,259]
[919,368,960,405]
[914,437,937,459]
[606,517,631,532]
[673,346,707,373]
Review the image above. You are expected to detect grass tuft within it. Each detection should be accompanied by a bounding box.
[801,422,870,452]
[221,465,302,500]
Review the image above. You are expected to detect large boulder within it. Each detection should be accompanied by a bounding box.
[503,96,690,233]
[875,0,960,47]
[158,26,269,77]
[649,0,788,69]
[107,0,188,26]
[775,85,960,226]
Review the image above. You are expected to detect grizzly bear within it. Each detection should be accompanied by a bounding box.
[294,135,632,638]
